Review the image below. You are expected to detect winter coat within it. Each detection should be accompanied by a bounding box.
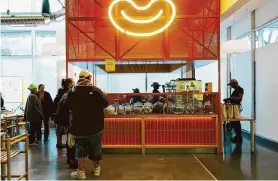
[24,93,44,122]
[66,78,109,137]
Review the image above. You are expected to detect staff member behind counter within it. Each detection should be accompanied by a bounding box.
[130,88,141,104]
[224,79,244,143]
[151,82,161,103]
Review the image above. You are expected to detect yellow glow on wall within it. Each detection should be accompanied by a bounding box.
[221,0,238,14]
[108,0,176,37]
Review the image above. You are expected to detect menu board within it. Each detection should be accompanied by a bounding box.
[0,77,23,103]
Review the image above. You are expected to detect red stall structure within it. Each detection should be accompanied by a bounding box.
[66,0,221,153]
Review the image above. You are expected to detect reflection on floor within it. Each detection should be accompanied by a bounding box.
[6,128,278,180]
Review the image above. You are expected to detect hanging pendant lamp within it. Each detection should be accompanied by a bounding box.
[42,0,51,17]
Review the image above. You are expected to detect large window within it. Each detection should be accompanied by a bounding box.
[35,31,56,55]
[1,31,32,56]
[256,20,278,48]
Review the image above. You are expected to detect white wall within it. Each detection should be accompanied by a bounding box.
[0,56,61,109]
[255,42,278,142]
[230,51,253,131]
[255,0,278,28]
[195,62,218,92]
[233,13,252,38]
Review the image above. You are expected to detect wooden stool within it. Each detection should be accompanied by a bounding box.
[0,132,29,180]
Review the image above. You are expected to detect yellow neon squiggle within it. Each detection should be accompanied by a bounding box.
[121,9,163,24]
[108,0,176,37]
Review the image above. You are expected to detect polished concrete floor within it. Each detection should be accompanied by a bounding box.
[5,128,278,180]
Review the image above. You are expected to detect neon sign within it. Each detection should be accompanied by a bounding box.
[108,0,176,37]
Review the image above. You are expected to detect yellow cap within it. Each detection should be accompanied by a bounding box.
[28,83,37,90]
[79,70,92,78]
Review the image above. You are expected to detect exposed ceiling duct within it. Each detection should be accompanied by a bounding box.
[0,14,50,25]
[0,0,65,25]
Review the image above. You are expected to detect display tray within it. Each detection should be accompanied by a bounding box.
[105,114,218,118]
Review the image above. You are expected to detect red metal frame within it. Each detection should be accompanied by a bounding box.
[66,0,220,61]
[65,0,222,153]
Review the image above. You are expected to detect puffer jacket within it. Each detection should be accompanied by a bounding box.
[66,78,108,137]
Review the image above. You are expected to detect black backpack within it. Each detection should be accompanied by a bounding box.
[55,92,70,126]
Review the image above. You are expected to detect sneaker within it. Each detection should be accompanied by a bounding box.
[93,166,101,177]
[71,169,86,180]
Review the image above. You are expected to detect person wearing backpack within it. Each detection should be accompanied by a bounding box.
[66,70,108,179]
[55,79,78,169]
[54,78,74,148]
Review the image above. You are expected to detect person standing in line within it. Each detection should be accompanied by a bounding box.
[54,78,75,148]
[55,78,77,168]
[224,79,244,143]
[37,84,54,141]
[66,70,108,179]
[24,84,44,145]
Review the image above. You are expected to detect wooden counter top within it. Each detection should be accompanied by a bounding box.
[105,114,218,119]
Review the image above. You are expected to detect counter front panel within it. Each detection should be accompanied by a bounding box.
[144,117,216,146]
[102,116,217,149]
[102,118,142,146]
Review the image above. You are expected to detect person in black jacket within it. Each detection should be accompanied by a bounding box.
[54,78,75,148]
[0,92,4,110]
[68,70,108,179]
[37,84,54,141]
[24,84,44,145]
[224,79,244,143]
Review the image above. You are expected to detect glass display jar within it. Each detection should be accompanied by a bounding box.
[117,105,125,114]
[174,102,185,114]
[105,105,115,115]
[125,104,133,114]
[133,102,143,114]
[153,101,164,114]
[167,101,175,114]
[143,101,153,114]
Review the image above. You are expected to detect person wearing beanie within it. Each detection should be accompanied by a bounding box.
[67,69,108,179]
[24,83,44,145]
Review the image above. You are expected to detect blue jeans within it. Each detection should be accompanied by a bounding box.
[75,133,102,161]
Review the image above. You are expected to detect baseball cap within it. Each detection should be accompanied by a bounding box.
[79,70,92,78]
[132,88,140,93]
[227,79,238,85]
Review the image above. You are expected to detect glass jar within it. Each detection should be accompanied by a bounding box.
[174,102,185,114]
[133,102,143,114]
[153,101,164,114]
[105,105,115,115]
[125,104,133,114]
[143,101,153,114]
[117,105,125,115]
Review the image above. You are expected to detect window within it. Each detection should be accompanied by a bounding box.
[35,31,56,55]
[1,31,32,56]
[256,20,278,48]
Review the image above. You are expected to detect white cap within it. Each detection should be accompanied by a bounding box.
[79,70,92,78]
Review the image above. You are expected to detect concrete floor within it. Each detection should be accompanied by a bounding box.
[4,128,278,180]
